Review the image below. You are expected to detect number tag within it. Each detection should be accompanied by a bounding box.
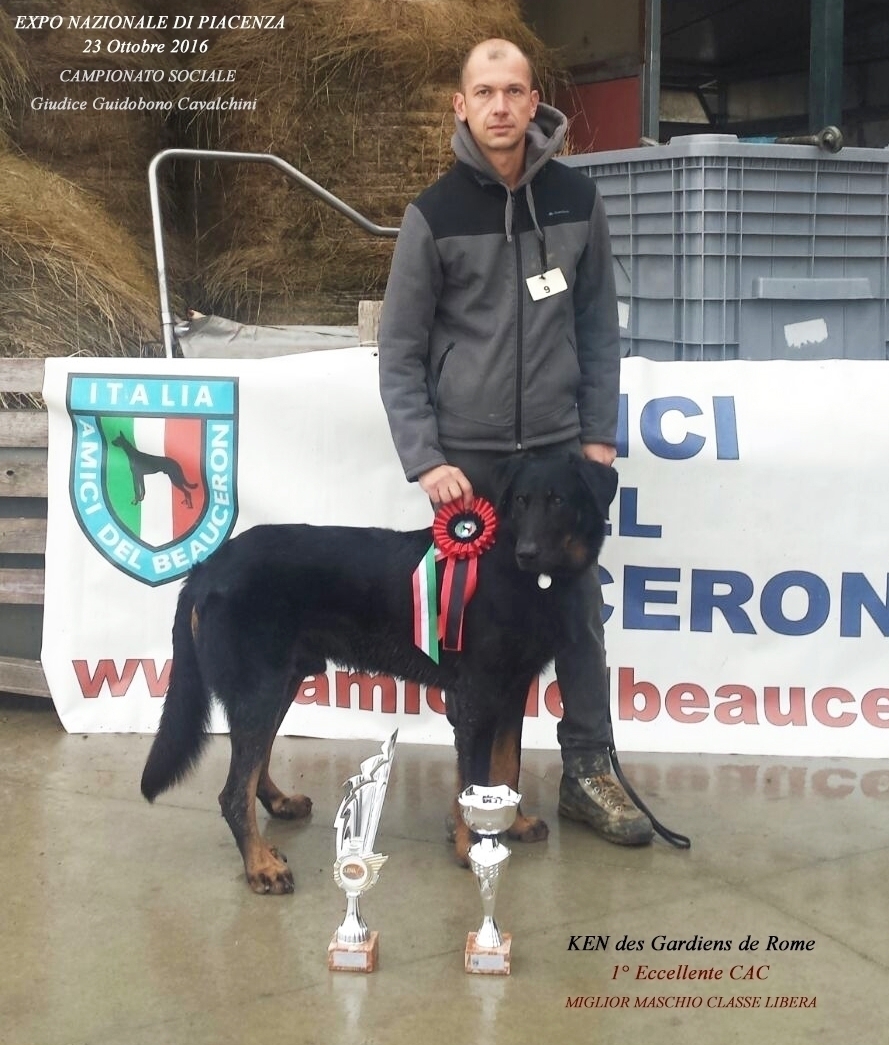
[526,267,568,301]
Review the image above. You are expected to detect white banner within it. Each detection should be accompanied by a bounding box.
[42,351,889,757]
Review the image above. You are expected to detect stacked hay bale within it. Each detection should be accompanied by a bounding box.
[0,150,159,358]
[0,2,172,358]
[180,0,556,324]
[0,9,28,135]
[6,0,175,241]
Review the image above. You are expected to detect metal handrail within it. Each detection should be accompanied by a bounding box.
[147,148,400,358]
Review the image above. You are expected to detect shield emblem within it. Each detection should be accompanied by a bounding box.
[67,373,239,585]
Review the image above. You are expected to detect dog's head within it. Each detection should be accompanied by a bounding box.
[494,453,618,575]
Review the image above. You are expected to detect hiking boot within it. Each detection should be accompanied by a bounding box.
[558,773,654,846]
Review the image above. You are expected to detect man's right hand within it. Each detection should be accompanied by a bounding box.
[418,464,474,508]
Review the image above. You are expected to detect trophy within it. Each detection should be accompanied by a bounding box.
[458,784,521,975]
[328,730,398,973]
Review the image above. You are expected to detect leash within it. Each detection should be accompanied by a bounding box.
[607,701,691,849]
[609,742,691,849]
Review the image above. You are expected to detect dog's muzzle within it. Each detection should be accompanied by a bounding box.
[515,541,540,570]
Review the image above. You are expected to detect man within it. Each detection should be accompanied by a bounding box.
[378,38,652,846]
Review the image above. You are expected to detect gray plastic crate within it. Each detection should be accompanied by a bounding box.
[562,135,889,360]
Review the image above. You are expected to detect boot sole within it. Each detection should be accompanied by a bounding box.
[558,801,654,846]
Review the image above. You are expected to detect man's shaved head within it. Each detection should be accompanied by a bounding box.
[459,38,534,92]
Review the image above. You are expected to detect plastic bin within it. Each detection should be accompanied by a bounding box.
[562,135,889,360]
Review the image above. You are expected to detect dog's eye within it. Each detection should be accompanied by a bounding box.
[514,494,528,508]
[549,494,564,507]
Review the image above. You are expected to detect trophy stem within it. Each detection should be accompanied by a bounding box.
[476,915,502,950]
[337,894,369,946]
[470,838,509,949]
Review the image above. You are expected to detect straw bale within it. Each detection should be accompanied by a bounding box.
[175,0,559,324]
[0,149,160,359]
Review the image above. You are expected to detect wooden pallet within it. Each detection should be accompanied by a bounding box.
[0,357,50,698]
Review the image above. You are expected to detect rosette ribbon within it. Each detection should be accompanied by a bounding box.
[412,498,498,660]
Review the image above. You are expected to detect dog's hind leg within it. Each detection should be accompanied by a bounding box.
[257,683,313,821]
[218,695,295,895]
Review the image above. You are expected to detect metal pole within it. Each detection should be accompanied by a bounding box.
[641,0,662,141]
[147,148,400,358]
[809,0,844,132]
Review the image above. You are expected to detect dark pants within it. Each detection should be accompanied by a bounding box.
[444,441,612,776]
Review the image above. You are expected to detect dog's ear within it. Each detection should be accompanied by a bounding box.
[491,453,527,513]
[571,456,619,519]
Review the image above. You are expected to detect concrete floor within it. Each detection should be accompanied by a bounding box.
[2,693,888,1045]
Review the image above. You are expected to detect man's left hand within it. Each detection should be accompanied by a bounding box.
[581,442,617,467]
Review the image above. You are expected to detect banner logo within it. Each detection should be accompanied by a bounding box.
[68,374,239,585]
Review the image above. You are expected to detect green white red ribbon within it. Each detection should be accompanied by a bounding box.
[412,543,441,663]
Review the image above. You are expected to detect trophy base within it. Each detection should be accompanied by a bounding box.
[465,932,512,975]
[328,931,380,973]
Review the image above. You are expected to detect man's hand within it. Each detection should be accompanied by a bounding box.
[581,442,617,467]
[418,464,474,508]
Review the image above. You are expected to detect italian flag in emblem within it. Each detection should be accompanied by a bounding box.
[102,415,206,547]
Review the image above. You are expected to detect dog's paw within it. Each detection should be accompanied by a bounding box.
[508,814,549,844]
[265,793,313,820]
[246,846,295,895]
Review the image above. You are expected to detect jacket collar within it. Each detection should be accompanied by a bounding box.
[450,103,567,190]
[450,103,567,246]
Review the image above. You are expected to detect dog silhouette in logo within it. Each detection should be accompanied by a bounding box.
[112,432,199,509]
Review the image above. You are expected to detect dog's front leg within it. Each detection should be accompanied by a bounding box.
[490,718,547,848]
[486,685,547,848]
[451,712,497,868]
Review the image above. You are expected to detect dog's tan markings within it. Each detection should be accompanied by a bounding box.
[246,845,293,896]
[508,811,549,843]
[450,765,473,867]
[489,727,520,790]
[223,766,295,894]
[451,794,473,868]
[490,728,549,844]
[257,769,313,820]
[561,534,590,568]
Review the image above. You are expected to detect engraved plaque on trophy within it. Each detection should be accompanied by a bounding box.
[328,731,398,973]
[458,784,521,975]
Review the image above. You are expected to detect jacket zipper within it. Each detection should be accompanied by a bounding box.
[512,191,524,450]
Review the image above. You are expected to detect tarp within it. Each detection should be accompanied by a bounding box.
[175,314,361,358]
[42,350,889,756]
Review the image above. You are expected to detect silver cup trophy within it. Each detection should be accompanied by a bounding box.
[328,730,398,973]
[458,784,521,975]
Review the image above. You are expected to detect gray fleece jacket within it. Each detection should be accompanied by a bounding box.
[378,103,621,481]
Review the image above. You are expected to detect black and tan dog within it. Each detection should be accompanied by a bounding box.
[141,453,618,894]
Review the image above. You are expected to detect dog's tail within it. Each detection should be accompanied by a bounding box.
[141,572,212,802]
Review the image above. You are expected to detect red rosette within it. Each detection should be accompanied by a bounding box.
[433,497,498,559]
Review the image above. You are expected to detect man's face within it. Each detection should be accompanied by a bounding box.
[453,47,539,158]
